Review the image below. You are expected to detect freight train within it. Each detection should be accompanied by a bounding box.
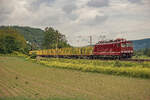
[29,38,134,59]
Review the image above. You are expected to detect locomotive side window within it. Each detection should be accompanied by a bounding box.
[121,43,126,47]
[117,44,120,47]
[127,43,133,47]
[121,43,132,47]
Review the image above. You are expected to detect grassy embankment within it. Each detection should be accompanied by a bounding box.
[132,55,150,59]
[0,56,150,100]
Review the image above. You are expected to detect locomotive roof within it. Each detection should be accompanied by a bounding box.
[96,38,131,45]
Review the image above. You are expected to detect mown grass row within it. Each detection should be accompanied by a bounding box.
[37,58,150,78]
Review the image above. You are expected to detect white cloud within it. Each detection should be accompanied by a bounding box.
[0,0,150,46]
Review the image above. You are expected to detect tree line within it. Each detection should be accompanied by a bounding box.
[0,26,70,54]
[134,48,150,57]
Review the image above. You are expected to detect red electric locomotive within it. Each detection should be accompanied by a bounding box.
[93,38,133,58]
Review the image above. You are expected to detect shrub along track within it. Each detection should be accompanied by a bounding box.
[90,58,150,62]
[40,55,150,62]
[120,58,150,62]
[0,56,150,100]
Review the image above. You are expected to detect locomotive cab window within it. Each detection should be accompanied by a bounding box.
[121,43,126,47]
[127,43,133,47]
[117,44,120,47]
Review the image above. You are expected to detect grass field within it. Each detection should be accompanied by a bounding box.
[0,56,150,100]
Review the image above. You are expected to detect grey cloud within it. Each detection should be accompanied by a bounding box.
[128,0,142,4]
[62,4,77,14]
[85,15,108,26]
[29,0,55,11]
[62,3,78,20]
[34,15,61,27]
[0,0,15,23]
[67,13,78,20]
[87,0,109,8]
[0,8,9,23]
[32,0,55,6]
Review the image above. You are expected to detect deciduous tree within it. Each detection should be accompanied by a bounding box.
[42,27,70,49]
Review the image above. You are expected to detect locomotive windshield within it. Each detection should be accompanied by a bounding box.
[121,43,126,47]
[127,43,133,47]
[121,43,132,47]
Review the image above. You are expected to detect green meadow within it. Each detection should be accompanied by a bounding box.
[0,56,150,100]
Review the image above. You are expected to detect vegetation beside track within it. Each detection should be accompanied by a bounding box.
[37,58,150,79]
[132,55,150,59]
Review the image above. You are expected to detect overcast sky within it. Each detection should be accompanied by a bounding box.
[0,0,150,46]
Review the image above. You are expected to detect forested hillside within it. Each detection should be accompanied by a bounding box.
[0,27,27,53]
[132,38,150,50]
[0,26,44,49]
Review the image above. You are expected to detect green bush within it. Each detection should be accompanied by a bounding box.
[114,60,122,67]
[30,53,37,59]
[0,27,27,54]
